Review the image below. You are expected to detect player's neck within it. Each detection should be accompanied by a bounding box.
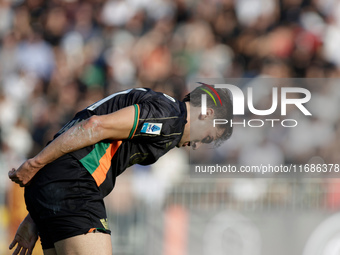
[182,102,191,140]
[185,101,190,124]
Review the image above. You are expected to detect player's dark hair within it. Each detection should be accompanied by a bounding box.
[183,84,233,146]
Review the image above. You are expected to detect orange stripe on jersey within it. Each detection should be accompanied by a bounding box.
[88,228,96,233]
[92,140,122,186]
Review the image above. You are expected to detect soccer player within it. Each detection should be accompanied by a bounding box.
[8,85,233,255]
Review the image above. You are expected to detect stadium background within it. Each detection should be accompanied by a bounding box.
[1,0,340,254]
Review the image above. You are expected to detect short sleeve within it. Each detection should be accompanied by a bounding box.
[129,97,186,145]
[127,104,140,139]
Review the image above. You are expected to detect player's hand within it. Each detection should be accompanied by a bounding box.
[8,159,41,187]
[9,215,38,255]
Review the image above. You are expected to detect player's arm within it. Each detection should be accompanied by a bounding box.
[9,213,38,255]
[9,106,136,186]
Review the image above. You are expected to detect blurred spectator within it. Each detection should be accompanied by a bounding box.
[16,29,55,80]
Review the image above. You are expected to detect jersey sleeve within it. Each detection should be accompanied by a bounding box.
[129,96,186,146]
[127,104,140,139]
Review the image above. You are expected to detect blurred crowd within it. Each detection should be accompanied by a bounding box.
[1,0,340,174]
[0,0,340,204]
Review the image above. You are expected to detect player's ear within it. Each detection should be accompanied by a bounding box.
[199,108,214,120]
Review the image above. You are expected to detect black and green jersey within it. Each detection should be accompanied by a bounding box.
[52,88,187,197]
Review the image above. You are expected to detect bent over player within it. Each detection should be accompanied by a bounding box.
[8,85,233,255]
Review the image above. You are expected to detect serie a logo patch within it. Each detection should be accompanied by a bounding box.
[141,123,163,135]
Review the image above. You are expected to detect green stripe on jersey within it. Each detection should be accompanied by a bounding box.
[128,104,139,139]
[79,142,111,174]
